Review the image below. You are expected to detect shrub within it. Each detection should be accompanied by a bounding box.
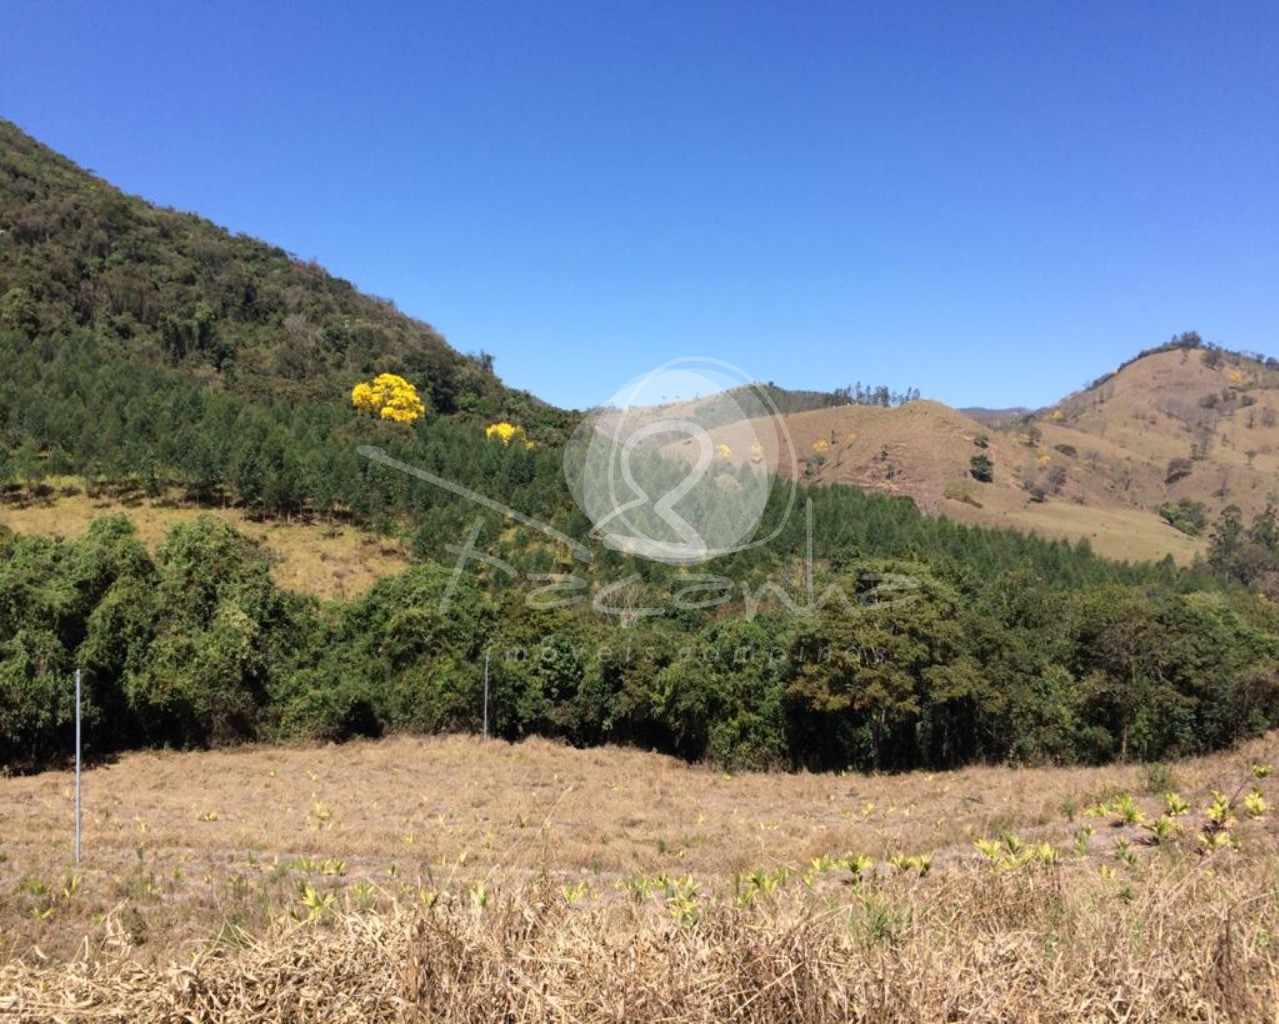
[943,480,983,508]
[1158,499,1208,537]
[969,454,994,483]
[1165,458,1193,485]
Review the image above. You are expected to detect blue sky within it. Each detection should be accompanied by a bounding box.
[4,1,1277,410]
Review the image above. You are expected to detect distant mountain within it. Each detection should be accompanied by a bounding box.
[957,407,1031,428]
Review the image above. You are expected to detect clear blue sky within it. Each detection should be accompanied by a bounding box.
[4,1,1277,410]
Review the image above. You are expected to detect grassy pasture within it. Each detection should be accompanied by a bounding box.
[0,734,1277,1020]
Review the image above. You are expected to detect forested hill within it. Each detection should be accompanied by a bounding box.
[0,119,537,416]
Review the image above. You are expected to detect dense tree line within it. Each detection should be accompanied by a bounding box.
[3,510,1276,776]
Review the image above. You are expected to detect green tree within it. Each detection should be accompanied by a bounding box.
[970,453,994,483]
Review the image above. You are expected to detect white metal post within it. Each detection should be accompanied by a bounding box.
[483,651,490,739]
[74,667,81,865]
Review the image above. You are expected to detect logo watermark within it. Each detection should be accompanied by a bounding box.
[563,357,797,564]
[358,356,920,619]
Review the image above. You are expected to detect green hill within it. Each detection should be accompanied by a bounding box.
[0,118,544,415]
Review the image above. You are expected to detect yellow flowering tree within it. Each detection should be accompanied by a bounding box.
[486,421,534,449]
[350,374,426,424]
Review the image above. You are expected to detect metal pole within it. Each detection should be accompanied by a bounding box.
[482,651,490,739]
[74,668,81,865]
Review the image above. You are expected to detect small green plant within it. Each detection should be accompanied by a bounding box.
[1253,763,1274,779]
[857,893,909,947]
[1244,791,1268,820]
[622,874,651,903]
[842,855,874,881]
[1164,792,1190,817]
[810,854,837,875]
[1111,794,1146,826]
[297,883,335,922]
[349,882,377,912]
[663,876,700,925]
[746,867,790,897]
[974,838,1003,862]
[1205,792,1237,829]
[1029,842,1058,865]
[1142,815,1181,845]
[468,882,492,910]
[1073,826,1094,856]
[307,801,334,829]
[888,853,932,877]
[561,880,590,903]
[1115,836,1139,869]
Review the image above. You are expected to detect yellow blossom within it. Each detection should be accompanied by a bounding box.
[487,422,535,449]
[351,373,426,424]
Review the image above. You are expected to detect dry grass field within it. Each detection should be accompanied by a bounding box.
[1,734,1277,1021]
[0,488,409,601]
[654,348,1279,566]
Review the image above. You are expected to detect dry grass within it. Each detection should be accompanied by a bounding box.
[654,348,1279,565]
[3,859,1278,1023]
[1,735,1277,1020]
[0,488,408,600]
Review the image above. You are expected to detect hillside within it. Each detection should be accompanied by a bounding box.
[1045,345,1279,527]
[658,342,1279,565]
[0,481,409,600]
[0,118,545,418]
[665,397,1204,564]
[5,120,1274,568]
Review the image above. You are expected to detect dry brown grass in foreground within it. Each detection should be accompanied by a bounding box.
[1,734,1277,1020]
[1,854,1277,1023]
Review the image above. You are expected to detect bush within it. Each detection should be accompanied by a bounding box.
[1165,459,1193,485]
[944,480,983,508]
[1158,499,1208,537]
[970,454,994,483]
